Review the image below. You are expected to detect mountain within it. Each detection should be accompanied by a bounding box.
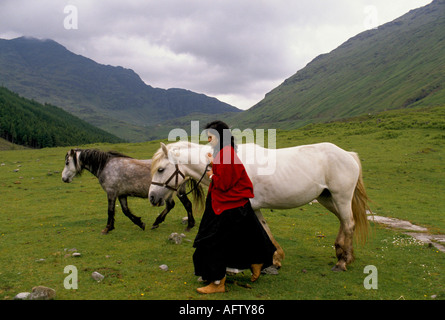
[0,87,123,148]
[233,0,445,129]
[0,37,241,141]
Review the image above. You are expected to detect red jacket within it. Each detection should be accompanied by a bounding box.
[208,145,254,215]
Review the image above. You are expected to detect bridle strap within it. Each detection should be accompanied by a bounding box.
[151,163,210,195]
[151,164,184,192]
[178,163,210,198]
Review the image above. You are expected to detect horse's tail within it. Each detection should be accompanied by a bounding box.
[349,152,371,245]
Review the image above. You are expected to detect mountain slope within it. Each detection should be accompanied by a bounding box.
[234,0,445,129]
[0,37,241,141]
[0,87,123,148]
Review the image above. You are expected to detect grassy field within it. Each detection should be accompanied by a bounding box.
[0,106,444,300]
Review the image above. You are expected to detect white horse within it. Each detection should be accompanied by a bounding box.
[149,141,370,271]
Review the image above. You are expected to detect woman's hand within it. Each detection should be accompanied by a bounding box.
[206,153,214,166]
[206,153,214,178]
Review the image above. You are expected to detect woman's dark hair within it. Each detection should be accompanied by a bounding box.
[204,120,237,155]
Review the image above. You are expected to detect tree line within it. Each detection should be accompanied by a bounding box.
[0,87,123,149]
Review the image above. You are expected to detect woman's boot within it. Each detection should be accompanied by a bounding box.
[250,264,263,282]
[196,277,226,294]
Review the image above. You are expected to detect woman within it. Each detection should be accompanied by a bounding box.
[193,120,276,294]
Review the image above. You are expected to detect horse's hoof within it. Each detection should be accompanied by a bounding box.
[140,223,146,231]
[331,265,346,272]
[151,224,159,230]
[102,226,114,234]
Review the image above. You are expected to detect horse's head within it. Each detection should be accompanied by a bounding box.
[149,142,211,206]
[149,143,184,206]
[62,149,81,183]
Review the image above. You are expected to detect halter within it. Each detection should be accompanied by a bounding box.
[151,164,185,192]
[151,163,210,196]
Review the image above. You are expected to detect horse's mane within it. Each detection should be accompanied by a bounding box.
[151,148,167,176]
[151,141,194,176]
[76,149,132,176]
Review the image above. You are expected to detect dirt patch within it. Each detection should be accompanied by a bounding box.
[368,213,445,253]
[370,215,428,232]
[404,233,445,253]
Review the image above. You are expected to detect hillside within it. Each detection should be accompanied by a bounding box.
[0,37,241,141]
[233,0,445,129]
[0,137,27,151]
[0,87,123,148]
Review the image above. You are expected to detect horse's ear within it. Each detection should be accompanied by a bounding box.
[160,143,168,156]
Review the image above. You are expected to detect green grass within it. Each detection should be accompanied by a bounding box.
[0,106,444,300]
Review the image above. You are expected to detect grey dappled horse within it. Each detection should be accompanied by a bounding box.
[62,149,201,234]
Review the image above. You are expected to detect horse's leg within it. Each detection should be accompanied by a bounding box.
[152,197,175,229]
[332,211,355,271]
[317,193,355,271]
[102,195,116,234]
[119,196,145,231]
[177,193,195,231]
[254,209,284,268]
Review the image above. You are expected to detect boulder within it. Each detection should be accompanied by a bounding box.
[159,264,169,271]
[261,266,279,275]
[14,292,31,300]
[91,271,105,282]
[168,232,182,244]
[29,286,56,300]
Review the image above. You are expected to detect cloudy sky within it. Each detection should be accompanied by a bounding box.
[0,0,432,109]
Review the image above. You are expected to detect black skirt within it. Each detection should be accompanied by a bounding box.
[193,194,276,281]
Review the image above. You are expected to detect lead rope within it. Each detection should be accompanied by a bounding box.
[178,163,211,198]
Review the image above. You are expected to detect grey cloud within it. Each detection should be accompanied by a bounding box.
[0,0,432,109]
